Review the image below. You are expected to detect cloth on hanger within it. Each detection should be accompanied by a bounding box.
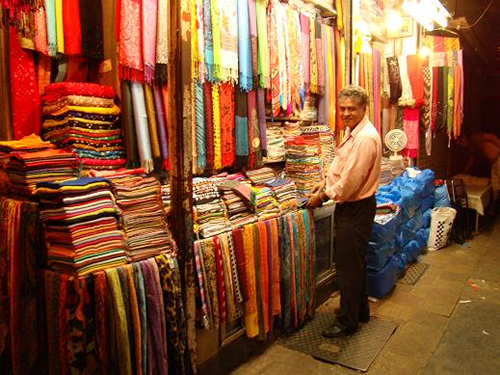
[131,83,154,172]
[386,56,402,104]
[118,0,144,81]
[79,0,104,59]
[237,0,252,91]
[402,107,419,158]
[212,84,222,169]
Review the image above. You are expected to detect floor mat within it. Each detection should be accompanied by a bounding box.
[278,311,397,371]
[398,262,430,286]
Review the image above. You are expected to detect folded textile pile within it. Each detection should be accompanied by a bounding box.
[380,158,394,186]
[264,178,298,214]
[250,186,280,221]
[263,123,286,163]
[301,125,336,171]
[217,178,257,229]
[41,82,126,171]
[35,177,127,275]
[0,134,56,194]
[6,148,79,198]
[284,134,323,197]
[106,174,177,261]
[245,167,276,185]
[193,177,231,238]
[161,183,171,208]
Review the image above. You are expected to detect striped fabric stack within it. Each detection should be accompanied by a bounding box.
[250,186,280,221]
[6,148,79,199]
[35,177,127,275]
[41,82,126,171]
[193,177,230,238]
[284,134,323,197]
[107,174,177,262]
[301,125,336,171]
[245,167,277,185]
[217,178,257,229]
[264,178,298,214]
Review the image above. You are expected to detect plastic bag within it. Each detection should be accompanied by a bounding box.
[428,206,457,251]
[434,184,451,207]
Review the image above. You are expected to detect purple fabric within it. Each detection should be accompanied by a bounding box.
[257,88,267,156]
[153,84,169,162]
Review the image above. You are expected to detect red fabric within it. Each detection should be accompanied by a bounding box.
[431,67,439,131]
[213,237,227,324]
[406,55,426,104]
[219,83,235,168]
[42,82,115,101]
[63,0,82,55]
[257,222,269,333]
[9,27,41,140]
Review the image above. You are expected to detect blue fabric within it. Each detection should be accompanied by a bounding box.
[237,0,252,91]
[434,184,452,207]
[235,117,249,156]
[195,81,207,170]
[203,0,215,82]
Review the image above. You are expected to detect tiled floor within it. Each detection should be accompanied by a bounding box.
[231,217,500,374]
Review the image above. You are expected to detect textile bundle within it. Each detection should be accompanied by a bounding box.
[41,82,126,171]
[43,254,187,375]
[194,209,315,339]
[35,177,128,275]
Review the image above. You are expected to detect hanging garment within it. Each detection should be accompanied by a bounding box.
[78,0,104,59]
[204,82,215,169]
[212,84,222,170]
[237,0,252,91]
[213,237,227,324]
[142,0,158,82]
[194,241,211,328]
[309,15,318,94]
[242,224,259,338]
[194,81,207,171]
[219,83,236,168]
[406,55,425,106]
[34,7,49,55]
[235,89,249,167]
[155,0,168,83]
[256,0,269,88]
[402,107,419,158]
[153,84,170,167]
[268,1,280,117]
[130,83,154,172]
[9,27,41,140]
[386,56,402,104]
[203,0,215,82]
[248,0,258,86]
[316,21,325,95]
[300,13,310,93]
[118,0,144,81]
[62,0,82,55]
[257,89,267,157]
[144,84,162,162]
[132,263,148,375]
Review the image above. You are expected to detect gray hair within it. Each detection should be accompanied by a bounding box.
[338,85,368,108]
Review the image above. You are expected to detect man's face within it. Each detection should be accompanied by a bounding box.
[338,97,366,129]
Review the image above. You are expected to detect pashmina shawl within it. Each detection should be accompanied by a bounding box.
[237,0,252,91]
[131,83,154,172]
[248,0,258,87]
[194,81,207,171]
[217,0,239,83]
[120,80,141,168]
[35,7,49,55]
[242,224,258,338]
[204,0,215,82]
[300,13,310,92]
[118,0,144,81]
[142,0,158,82]
[219,83,236,168]
[144,84,162,160]
[204,82,215,169]
[309,15,318,94]
[45,0,58,56]
[402,107,419,158]
[155,0,168,83]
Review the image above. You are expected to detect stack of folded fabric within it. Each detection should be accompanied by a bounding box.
[245,167,276,185]
[161,183,171,208]
[6,148,79,199]
[264,178,298,214]
[35,177,127,275]
[0,134,56,194]
[302,124,336,171]
[380,158,394,186]
[192,177,230,238]
[41,82,126,171]
[217,178,257,229]
[284,134,323,197]
[263,123,286,163]
[106,174,177,261]
[283,121,302,137]
[250,186,280,221]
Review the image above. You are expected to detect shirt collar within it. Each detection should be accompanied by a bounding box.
[338,115,369,147]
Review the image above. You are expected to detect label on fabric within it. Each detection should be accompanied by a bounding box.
[99,59,113,74]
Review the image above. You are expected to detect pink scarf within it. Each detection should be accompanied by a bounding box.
[142,0,158,82]
[118,0,144,82]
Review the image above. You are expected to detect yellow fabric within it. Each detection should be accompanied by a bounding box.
[144,84,161,158]
[50,104,122,116]
[55,0,65,53]
[212,84,222,170]
[242,224,259,338]
[0,134,54,149]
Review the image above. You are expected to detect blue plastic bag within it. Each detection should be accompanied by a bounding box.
[434,184,451,207]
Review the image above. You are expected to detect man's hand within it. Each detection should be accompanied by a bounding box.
[309,180,326,195]
[306,193,323,209]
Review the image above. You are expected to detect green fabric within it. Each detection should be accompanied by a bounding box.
[256,0,269,88]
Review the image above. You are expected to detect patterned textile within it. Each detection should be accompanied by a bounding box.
[212,84,222,170]
[203,0,214,82]
[204,82,215,169]
[216,0,239,82]
[43,82,115,101]
[213,237,227,324]
[155,0,168,82]
[242,224,258,338]
[62,0,82,55]
[153,84,169,167]
[194,81,207,171]
[9,27,41,140]
[142,0,158,82]
[386,56,402,104]
[309,15,318,94]
[118,0,144,81]
[316,21,325,95]
[423,66,432,155]
[144,84,162,159]
[201,239,220,329]
[35,7,49,55]
[219,83,235,168]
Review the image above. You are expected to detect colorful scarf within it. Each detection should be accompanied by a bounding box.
[237,0,252,91]
[256,0,269,88]
[142,0,157,82]
[453,64,462,139]
[257,89,267,156]
[121,80,141,168]
[242,224,258,338]
[210,0,222,81]
[195,81,207,171]
[212,84,222,170]
[402,107,419,158]
[235,90,249,167]
[34,7,49,55]
[93,271,109,373]
[131,83,154,172]
[286,8,301,115]
[56,0,65,53]
[118,0,144,81]
[219,83,235,168]
[386,56,402,104]
[268,1,280,117]
[201,239,220,329]
[62,0,81,55]
[309,15,318,94]
[204,82,215,169]
[213,237,227,324]
[155,0,168,83]
[9,27,41,140]
[195,0,205,80]
[300,13,310,93]
[144,84,162,160]
[247,0,258,86]
[218,0,239,82]
[203,0,215,82]
[79,0,104,59]
[153,84,169,166]
[251,223,265,339]
[194,241,210,328]
[326,26,335,130]
[132,263,148,375]
[44,0,57,56]
[316,21,325,95]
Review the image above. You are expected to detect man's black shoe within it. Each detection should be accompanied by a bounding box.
[334,307,370,323]
[322,323,355,338]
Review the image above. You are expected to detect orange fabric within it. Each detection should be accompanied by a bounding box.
[242,225,258,338]
[257,221,269,334]
[270,218,281,315]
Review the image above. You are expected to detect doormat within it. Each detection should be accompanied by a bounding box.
[278,312,397,371]
[397,262,430,286]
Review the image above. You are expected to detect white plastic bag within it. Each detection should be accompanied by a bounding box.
[427,206,457,251]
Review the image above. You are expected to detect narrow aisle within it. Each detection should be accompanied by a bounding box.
[231,216,500,375]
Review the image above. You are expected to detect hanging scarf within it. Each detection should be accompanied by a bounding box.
[235,89,249,168]
[237,0,252,91]
[286,8,301,115]
[251,224,265,339]
[212,84,222,170]
[160,85,170,170]
[195,81,207,171]
[34,7,49,55]
[219,83,235,168]
[278,216,292,331]
[287,214,297,327]
[201,239,220,329]
[268,1,280,117]
[422,66,432,154]
[309,15,318,94]
[257,89,267,157]
[326,26,335,130]
[118,0,144,81]
[153,84,169,167]
[256,0,269,89]
[447,66,455,138]
[247,90,261,169]
[453,64,462,139]
[144,84,162,161]
[242,225,258,338]
[121,80,141,168]
[131,83,154,172]
[210,0,221,81]
[373,49,381,134]
[406,55,425,105]
[62,0,83,55]
[317,24,326,125]
[256,222,269,335]
[386,56,402,104]
[402,107,419,159]
[38,55,52,96]
[123,265,143,375]
[316,21,324,95]
[9,27,41,140]
[131,263,148,375]
[155,0,168,83]
[203,0,215,82]
[195,0,205,80]
[55,0,65,54]
[194,241,210,328]
[44,0,57,56]
[218,0,238,82]
[213,237,227,324]
[300,13,310,93]
[248,0,258,86]
[278,5,288,114]
[204,82,215,169]
[142,0,158,82]
[431,66,439,131]
[79,0,104,59]
[441,66,448,130]
[398,55,413,104]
